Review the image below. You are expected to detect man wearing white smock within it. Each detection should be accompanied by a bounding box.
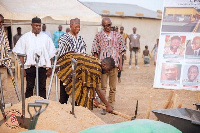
[13,17,56,98]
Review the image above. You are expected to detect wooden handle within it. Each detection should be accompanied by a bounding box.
[167,100,173,109]
[168,90,174,101]
[145,96,152,119]
[173,94,178,108]
[97,104,133,120]
[198,92,200,102]
[177,103,182,108]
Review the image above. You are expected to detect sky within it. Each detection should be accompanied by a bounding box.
[79,0,165,11]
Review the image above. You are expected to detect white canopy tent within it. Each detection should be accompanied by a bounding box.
[0,0,102,81]
[0,0,101,23]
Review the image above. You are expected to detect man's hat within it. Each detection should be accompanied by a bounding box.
[32,17,41,23]
[70,18,80,25]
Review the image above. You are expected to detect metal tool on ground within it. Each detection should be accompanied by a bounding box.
[35,54,40,96]
[133,100,138,120]
[0,69,6,120]
[0,68,5,116]
[47,64,60,101]
[70,58,77,117]
[1,57,21,101]
[16,100,49,130]
[54,65,60,102]
[152,108,200,133]
[16,53,27,118]
[0,57,22,122]
[194,103,200,110]
[96,104,136,120]
[28,100,49,130]
[47,50,60,100]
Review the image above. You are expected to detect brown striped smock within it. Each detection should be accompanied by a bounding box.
[57,52,102,109]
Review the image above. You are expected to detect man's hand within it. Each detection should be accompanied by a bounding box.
[106,105,113,113]
[118,63,122,72]
[46,68,52,77]
[24,70,26,77]
[93,99,99,107]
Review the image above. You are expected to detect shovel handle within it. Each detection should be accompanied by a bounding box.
[97,104,133,120]
[35,100,49,114]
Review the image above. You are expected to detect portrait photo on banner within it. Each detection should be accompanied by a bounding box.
[185,35,200,58]
[163,35,186,60]
[160,63,182,84]
[182,64,200,86]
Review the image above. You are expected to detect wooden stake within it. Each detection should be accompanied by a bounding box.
[163,90,174,109]
[145,96,152,119]
[168,90,174,101]
[97,104,133,120]
[177,103,182,108]
[173,94,178,108]
[167,100,173,109]
[198,92,200,102]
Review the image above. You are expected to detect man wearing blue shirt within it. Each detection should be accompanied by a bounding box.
[52,25,65,48]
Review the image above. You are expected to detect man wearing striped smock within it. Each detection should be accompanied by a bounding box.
[0,14,11,91]
[57,52,113,112]
[91,17,126,115]
[58,18,86,104]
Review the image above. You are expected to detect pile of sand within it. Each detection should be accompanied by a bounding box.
[0,96,106,133]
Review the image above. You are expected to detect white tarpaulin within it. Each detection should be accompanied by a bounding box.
[0,0,101,23]
[154,0,200,91]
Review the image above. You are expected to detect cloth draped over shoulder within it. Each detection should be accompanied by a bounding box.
[0,28,11,67]
[57,52,102,109]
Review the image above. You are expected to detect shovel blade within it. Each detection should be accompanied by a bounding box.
[16,116,31,129]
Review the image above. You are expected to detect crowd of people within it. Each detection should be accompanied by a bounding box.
[0,14,160,115]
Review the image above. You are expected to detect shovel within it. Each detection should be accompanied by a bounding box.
[16,100,49,130]
[35,54,40,96]
[16,53,26,118]
[95,100,138,121]
[1,57,21,102]
[47,50,60,100]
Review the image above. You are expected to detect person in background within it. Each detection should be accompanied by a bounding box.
[91,17,126,115]
[13,27,23,46]
[142,45,151,66]
[13,17,56,99]
[66,27,71,33]
[114,26,118,32]
[117,26,128,83]
[128,27,140,69]
[41,24,51,38]
[52,25,65,49]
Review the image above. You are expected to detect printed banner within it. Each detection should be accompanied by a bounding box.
[153,0,200,90]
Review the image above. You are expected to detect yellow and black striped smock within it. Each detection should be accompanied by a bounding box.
[57,52,102,109]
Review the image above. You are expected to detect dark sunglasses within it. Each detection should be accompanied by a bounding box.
[0,21,4,24]
[103,24,111,27]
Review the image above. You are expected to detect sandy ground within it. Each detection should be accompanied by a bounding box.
[1,57,199,128]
